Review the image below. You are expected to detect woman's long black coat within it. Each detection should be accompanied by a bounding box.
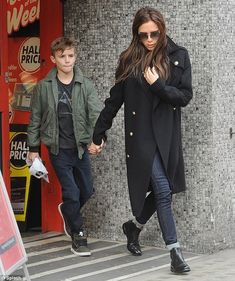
[93,37,193,217]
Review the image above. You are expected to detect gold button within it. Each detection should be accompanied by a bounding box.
[174,61,179,66]
[130,132,133,136]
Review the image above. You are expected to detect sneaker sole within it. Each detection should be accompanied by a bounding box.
[58,203,71,238]
[71,247,91,257]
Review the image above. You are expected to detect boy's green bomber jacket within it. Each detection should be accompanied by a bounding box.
[27,67,102,158]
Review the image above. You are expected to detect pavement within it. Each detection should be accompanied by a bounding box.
[123,247,235,281]
[11,232,235,281]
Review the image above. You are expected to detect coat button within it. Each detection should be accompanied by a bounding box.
[130,132,133,136]
[174,61,179,66]
[127,154,130,158]
[173,107,176,110]
[132,111,136,115]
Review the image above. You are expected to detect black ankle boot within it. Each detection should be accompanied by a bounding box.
[122,220,142,256]
[170,247,191,273]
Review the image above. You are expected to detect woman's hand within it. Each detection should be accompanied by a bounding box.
[88,140,104,155]
[144,67,159,85]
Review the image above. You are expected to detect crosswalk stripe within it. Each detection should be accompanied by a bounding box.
[28,251,168,279]
[27,245,70,257]
[28,252,130,279]
[20,234,198,281]
[106,256,200,281]
[27,238,125,257]
[106,264,170,281]
[24,236,70,248]
[24,236,101,248]
[64,253,169,281]
[27,243,125,267]
[22,232,62,243]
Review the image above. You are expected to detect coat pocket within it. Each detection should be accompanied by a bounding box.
[41,110,53,131]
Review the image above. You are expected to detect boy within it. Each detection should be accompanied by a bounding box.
[27,37,102,257]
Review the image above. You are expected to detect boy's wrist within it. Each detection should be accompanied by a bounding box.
[29,146,40,153]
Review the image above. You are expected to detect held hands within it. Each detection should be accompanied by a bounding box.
[144,67,159,85]
[88,139,104,155]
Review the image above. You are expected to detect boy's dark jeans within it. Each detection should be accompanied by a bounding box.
[49,148,94,234]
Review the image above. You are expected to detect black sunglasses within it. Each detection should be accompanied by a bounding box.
[138,31,160,42]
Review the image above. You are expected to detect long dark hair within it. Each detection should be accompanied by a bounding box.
[115,7,169,83]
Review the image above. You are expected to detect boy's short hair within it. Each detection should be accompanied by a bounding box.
[50,37,77,56]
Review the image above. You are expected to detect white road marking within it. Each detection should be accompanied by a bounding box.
[106,256,200,281]
[60,253,169,281]
[27,243,125,267]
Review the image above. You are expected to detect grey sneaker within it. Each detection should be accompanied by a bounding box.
[58,203,72,238]
[71,231,91,257]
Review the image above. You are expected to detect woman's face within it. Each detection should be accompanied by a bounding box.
[138,20,160,51]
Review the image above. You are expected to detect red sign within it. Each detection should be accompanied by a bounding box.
[0,171,27,276]
[7,0,40,35]
[8,36,40,123]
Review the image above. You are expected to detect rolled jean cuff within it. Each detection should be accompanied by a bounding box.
[166,242,180,250]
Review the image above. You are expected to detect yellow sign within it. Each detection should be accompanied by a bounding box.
[10,125,31,222]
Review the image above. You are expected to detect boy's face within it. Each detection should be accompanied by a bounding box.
[50,47,76,75]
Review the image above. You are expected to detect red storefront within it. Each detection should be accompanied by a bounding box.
[0,0,65,233]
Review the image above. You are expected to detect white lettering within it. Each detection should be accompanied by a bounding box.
[7,0,40,34]
[10,141,18,150]
[7,6,23,34]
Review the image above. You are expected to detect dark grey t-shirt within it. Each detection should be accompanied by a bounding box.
[57,76,77,149]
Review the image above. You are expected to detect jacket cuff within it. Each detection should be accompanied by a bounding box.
[93,135,107,146]
[150,78,165,93]
[29,146,40,152]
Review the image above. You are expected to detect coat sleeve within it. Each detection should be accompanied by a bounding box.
[27,83,42,152]
[93,82,124,145]
[150,49,193,107]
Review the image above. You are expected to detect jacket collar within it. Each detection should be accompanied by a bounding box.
[44,66,84,83]
[167,36,186,69]
[167,36,184,55]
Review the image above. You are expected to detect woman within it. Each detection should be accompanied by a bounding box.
[89,7,192,273]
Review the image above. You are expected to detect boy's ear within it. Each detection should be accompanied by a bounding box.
[50,55,56,64]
